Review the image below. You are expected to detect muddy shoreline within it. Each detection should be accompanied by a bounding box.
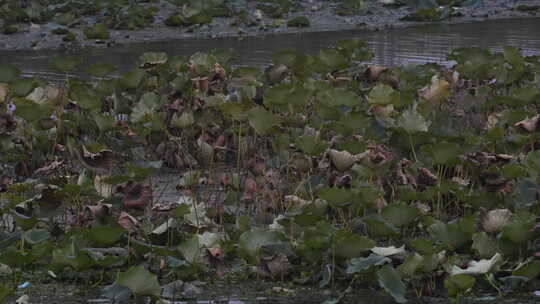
[0,0,539,52]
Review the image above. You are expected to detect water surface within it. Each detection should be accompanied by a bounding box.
[1,17,539,82]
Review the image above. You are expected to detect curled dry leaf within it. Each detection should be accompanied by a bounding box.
[290,153,311,173]
[364,65,388,82]
[0,175,12,192]
[0,83,8,103]
[120,181,153,209]
[118,211,139,232]
[367,142,394,165]
[419,75,450,103]
[85,202,112,218]
[192,76,210,94]
[417,167,438,189]
[212,63,227,81]
[372,104,394,117]
[515,115,540,132]
[328,149,368,172]
[483,209,512,234]
[81,146,119,173]
[264,252,291,278]
[482,172,514,194]
[394,159,417,188]
[242,177,258,202]
[0,113,16,133]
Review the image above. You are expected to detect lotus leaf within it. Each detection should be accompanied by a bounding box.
[0,65,20,83]
[85,226,125,247]
[368,84,398,105]
[117,266,161,296]
[376,264,407,303]
[397,108,430,133]
[333,230,375,258]
[397,252,425,277]
[86,63,116,77]
[22,228,50,245]
[471,232,498,259]
[346,253,391,274]
[248,107,280,135]
[444,274,475,297]
[363,216,400,238]
[381,203,420,227]
[512,261,540,280]
[428,216,475,249]
[239,228,284,263]
[49,56,82,72]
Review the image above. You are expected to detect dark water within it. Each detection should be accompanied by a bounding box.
[1,17,539,82]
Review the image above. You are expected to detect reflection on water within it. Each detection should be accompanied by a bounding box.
[1,18,539,82]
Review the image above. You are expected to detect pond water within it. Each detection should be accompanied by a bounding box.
[0,17,539,82]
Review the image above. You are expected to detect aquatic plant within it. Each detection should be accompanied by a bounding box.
[1,39,540,303]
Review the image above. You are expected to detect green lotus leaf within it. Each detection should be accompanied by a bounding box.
[71,86,101,110]
[264,83,311,110]
[219,101,251,120]
[428,216,475,249]
[86,63,116,77]
[501,164,527,179]
[0,64,20,82]
[317,187,355,208]
[333,230,375,259]
[119,69,145,89]
[131,92,161,123]
[272,49,301,67]
[295,135,330,156]
[397,108,430,133]
[178,235,200,264]
[336,38,373,61]
[0,247,33,268]
[444,274,475,297]
[93,113,116,132]
[22,229,50,245]
[317,49,348,71]
[512,261,540,280]
[346,253,391,274]
[248,107,280,135]
[171,112,195,128]
[382,203,420,227]
[10,78,37,97]
[410,237,441,255]
[239,228,284,263]
[376,264,407,303]
[471,232,498,259]
[363,216,399,238]
[368,84,398,105]
[83,23,110,40]
[317,87,359,107]
[13,98,54,122]
[49,56,82,72]
[0,283,14,302]
[501,213,535,243]
[140,52,168,66]
[117,266,161,296]
[397,253,424,277]
[422,141,461,165]
[85,226,125,247]
[52,246,94,271]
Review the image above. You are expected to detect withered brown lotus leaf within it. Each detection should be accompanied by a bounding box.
[515,114,540,132]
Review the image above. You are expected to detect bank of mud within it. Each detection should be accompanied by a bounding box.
[0,0,539,52]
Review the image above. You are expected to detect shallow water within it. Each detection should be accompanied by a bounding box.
[0,17,539,82]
